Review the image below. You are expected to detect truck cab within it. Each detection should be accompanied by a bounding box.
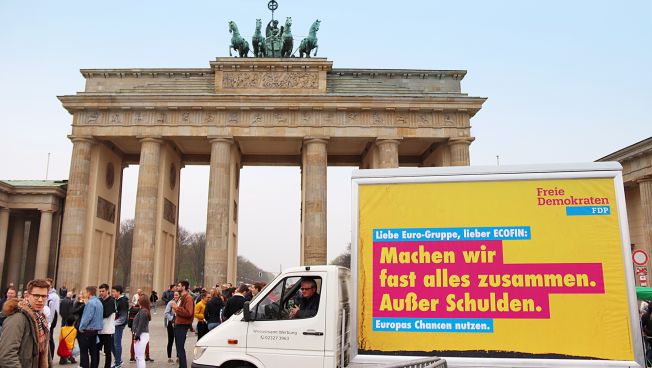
[192,265,352,368]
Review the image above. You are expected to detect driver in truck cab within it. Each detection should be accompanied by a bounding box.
[288,278,320,319]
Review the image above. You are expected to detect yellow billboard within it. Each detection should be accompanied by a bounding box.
[357,177,634,361]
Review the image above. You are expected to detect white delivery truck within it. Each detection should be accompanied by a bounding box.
[191,264,445,368]
[193,163,644,368]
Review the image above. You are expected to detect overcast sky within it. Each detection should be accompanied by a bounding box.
[1,1,650,273]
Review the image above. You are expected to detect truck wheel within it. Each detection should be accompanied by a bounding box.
[222,362,256,368]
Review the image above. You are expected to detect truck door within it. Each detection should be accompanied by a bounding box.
[247,274,326,368]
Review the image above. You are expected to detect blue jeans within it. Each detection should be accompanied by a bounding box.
[207,322,220,331]
[174,324,190,368]
[113,324,126,366]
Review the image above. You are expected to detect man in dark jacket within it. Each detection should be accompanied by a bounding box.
[0,286,17,311]
[289,278,320,319]
[59,291,74,327]
[0,278,53,368]
[59,285,68,299]
[112,285,129,368]
[162,285,174,304]
[223,284,249,320]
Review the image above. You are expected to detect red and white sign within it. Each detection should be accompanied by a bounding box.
[637,265,649,286]
[633,249,649,266]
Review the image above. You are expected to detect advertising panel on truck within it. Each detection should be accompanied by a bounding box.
[352,163,643,367]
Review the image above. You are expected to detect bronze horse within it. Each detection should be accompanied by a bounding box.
[229,21,250,57]
[299,19,320,58]
[252,19,266,57]
[281,17,293,58]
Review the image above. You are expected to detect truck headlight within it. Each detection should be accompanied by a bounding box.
[194,346,207,361]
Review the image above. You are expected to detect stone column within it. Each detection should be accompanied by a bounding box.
[6,215,25,286]
[34,210,54,279]
[449,137,475,166]
[205,137,233,287]
[376,139,401,168]
[0,208,9,286]
[130,137,163,293]
[640,179,652,272]
[57,137,94,290]
[301,138,328,265]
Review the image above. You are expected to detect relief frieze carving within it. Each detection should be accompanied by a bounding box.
[345,112,359,124]
[442,113,455,126]
[417,112,433,127]
[394,111,407,126]
[76,109,455,129]
[372,112,384,126]
[250,111,264,125]
[322,111,336,125]
[273,111,288,125]
[163,198,176,224]
[228,111,240,125]
[110,112,121,124]
[96,196,116,223]
[87,111,100,124]
[222,72,319,89]
[156,111,167,124]
[301,111,313,125]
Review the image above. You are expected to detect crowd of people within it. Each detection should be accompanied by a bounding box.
[0,278,267,368]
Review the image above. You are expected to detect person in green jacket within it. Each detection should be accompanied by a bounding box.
[0,278,52,368]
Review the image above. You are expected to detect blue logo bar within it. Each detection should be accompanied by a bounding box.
[373,227,531,242]
[373,317,494,333]
[566,206,610,216]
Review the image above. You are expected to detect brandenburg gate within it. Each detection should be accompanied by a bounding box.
[56,57,485,293]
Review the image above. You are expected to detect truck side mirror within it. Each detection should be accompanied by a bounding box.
[242,301,254,322]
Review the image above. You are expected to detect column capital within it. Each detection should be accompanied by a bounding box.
[208,136,234,145]
[0,207,9,214]
[638,176,652,184]
[67,135,95,144]
[39,209,55,214]
[376,137,402,145]
[304,137,330,145]
[448,137,475,146]
[137,136,164,144]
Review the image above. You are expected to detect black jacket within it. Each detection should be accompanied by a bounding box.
[100,296,116,318]
[72,300,85,330]
[296,293,320,319]
[60,297,74,322]
[205,297,224,324]
[162,290,174,304]
[223,294,246,320]
[115,295,129,326]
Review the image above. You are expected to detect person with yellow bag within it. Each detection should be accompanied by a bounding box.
[57,316,77,364]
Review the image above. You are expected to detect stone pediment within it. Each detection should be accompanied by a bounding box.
[210,57,331,95]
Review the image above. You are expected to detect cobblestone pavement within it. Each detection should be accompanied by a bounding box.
[53,310,199,368]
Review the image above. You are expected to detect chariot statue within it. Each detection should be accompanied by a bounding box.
[228,0,322,58]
